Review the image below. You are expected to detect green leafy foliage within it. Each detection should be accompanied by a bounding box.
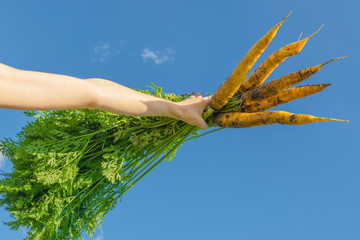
[0,84,221,240]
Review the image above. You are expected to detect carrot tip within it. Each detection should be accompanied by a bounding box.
[285,25,323,52]
[276,11,292,28]
[297,32,303,41]
[327,118,349,123]
[320,56,347,67]
[337,119,349,123]
[284,11,292,20]
[304,24,324,40]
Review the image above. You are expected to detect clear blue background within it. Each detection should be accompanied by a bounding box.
[0,1,359,239]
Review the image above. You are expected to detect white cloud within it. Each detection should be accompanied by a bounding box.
[141,48,175,64]
[92,41,123,63]
[0,151,5,169]
[94,235,104,240]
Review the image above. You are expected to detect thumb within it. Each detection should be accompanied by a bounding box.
[198,96,211,130]
[198,117,208,130]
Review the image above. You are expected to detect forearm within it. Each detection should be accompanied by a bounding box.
[85,78,179,118]
[0,63,178,117]
[86,78,209,129]
[0,63,96,110]
[0,63,208,129]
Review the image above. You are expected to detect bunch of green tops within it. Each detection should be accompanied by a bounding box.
[0,84,219,240]
[0,13,348,239]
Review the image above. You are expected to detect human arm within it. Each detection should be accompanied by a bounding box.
[0,63,210,130]
[85,78,210,130]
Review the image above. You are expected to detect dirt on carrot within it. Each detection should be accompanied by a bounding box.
[214,111,347,128]
[240,57,345,105]
[236,25,323,95]
[241,84,331,112]
[209,12,291,110]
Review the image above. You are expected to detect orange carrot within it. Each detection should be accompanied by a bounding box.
[209,12,291,110]
[237,25,323,94]
[241,84,331,112]
[214,111,347,128]
[240,57,345,104]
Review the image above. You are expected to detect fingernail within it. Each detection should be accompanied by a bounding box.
[202,124,208,130]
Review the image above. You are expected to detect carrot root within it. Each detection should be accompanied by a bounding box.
[209,12,291,110]
[214,111,348,128]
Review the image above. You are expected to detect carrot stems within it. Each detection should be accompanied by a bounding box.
[0,14,348,240]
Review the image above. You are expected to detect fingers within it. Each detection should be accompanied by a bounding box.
[188,92,205,99]
[186,115,208,130]
[189,95,200,99]
[191,96,211,130]
[177,94,211,130]
[198,96,211,111]
[202,95,211,105]
[198,118,209,130]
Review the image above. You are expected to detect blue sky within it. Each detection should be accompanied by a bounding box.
[0,0,359,239]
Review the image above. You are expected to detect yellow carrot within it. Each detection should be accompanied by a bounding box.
[209,12,291,110]
[214,111,347,128]
[237,25,324,94]
[241,84,331,112]
[240,57,345,104]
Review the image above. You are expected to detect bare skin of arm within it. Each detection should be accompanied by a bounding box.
[0,63,210,130]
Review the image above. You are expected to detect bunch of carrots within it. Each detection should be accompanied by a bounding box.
[0,12,348,240]
[207,12,347,128]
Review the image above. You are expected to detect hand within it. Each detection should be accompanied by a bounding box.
[172,94,211,130]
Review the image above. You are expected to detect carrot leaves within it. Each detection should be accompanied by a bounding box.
[0,85,201,240]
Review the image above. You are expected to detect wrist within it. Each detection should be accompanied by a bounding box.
[165,101,184,121]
